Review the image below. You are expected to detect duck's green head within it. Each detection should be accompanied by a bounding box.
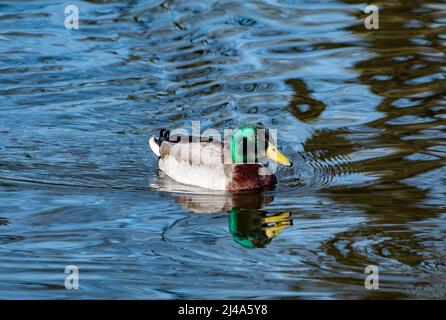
[230,124,293,166]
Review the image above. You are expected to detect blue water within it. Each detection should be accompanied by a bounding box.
[0,0,445,299]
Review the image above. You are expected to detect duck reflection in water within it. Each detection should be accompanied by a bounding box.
[177,192,292,248]
[153,175,293,248]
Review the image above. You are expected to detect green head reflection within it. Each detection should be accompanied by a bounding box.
[228,208,292,248]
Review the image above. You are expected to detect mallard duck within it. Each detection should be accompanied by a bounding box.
[149,124,292,191]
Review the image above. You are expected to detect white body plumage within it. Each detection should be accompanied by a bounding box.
[150,136,232,190]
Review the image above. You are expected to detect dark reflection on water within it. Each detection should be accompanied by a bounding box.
[0,0,445,298]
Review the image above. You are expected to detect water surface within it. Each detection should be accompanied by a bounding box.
[0,0,446,299]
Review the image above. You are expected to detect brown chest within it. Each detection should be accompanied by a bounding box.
[228,164,277,191]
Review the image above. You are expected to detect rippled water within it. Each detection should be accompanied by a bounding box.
[1,0,445,299]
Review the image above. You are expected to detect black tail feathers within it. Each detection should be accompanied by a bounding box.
[155,128,214,145]
[156,129,170,145]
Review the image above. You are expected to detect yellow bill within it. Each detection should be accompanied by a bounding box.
[266,143,293,166]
